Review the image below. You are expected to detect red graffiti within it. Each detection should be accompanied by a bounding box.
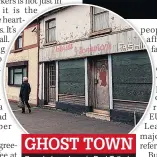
[79,43,111,54]
[55,42,111,54]
[99,70,107,87]
[56,43,73,52]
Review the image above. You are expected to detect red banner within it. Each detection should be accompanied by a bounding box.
[22,134,136,154]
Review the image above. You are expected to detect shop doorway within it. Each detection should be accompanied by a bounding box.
[95,59,109,110]
[89,57,109,110]
[45,62,56,105]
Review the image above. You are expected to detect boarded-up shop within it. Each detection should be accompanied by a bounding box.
[111,51,152,124]
[39,28,152,125]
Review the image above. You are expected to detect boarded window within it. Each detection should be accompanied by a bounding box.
[59,59,85,96]
[45,19,56,43]
[92,7,109,32]
[112,51,152,102]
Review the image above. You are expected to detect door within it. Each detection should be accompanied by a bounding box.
[95,59,109,110]
[48,62,56,104]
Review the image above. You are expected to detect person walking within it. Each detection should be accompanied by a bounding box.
[19,77,31,113]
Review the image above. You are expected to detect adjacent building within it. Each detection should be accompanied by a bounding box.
[6,20,39,105]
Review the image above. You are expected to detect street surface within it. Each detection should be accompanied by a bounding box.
[9,102,133,134]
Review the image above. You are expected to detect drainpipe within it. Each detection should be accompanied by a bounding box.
[36,18,40,107]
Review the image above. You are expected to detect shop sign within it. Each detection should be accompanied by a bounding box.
[55,42,111,55]
[39,30,145,62]
[118,42,145,52]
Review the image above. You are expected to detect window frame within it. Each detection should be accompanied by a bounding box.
[15,32,23,50]
[45,18,56,44]
[90,7,111,36]
[8,65,28,87]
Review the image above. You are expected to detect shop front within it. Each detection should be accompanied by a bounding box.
[39,29,151,124]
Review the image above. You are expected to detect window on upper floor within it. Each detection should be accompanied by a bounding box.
[15,33,23,50]
[45,19,56,43]
[92,7,109,32]
[8,66,28,86]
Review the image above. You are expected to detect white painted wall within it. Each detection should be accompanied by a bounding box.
[39,5,132,48]
[109,13,131,32]
[40,6,91,47]
[39,30,144,62]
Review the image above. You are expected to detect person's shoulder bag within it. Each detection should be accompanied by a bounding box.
[17,97,23,108]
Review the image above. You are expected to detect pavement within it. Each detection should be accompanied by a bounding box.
[9,102,133,134]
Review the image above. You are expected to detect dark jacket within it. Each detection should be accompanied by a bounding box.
[19,81,31,101]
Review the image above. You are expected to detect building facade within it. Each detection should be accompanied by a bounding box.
[38,6,152,125]
[6,21,39,105]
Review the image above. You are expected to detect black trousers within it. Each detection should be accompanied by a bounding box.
[22,101,31,111]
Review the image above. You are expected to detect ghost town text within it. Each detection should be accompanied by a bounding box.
[25,137,133,151]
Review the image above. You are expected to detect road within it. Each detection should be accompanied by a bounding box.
[10,102,133,134]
